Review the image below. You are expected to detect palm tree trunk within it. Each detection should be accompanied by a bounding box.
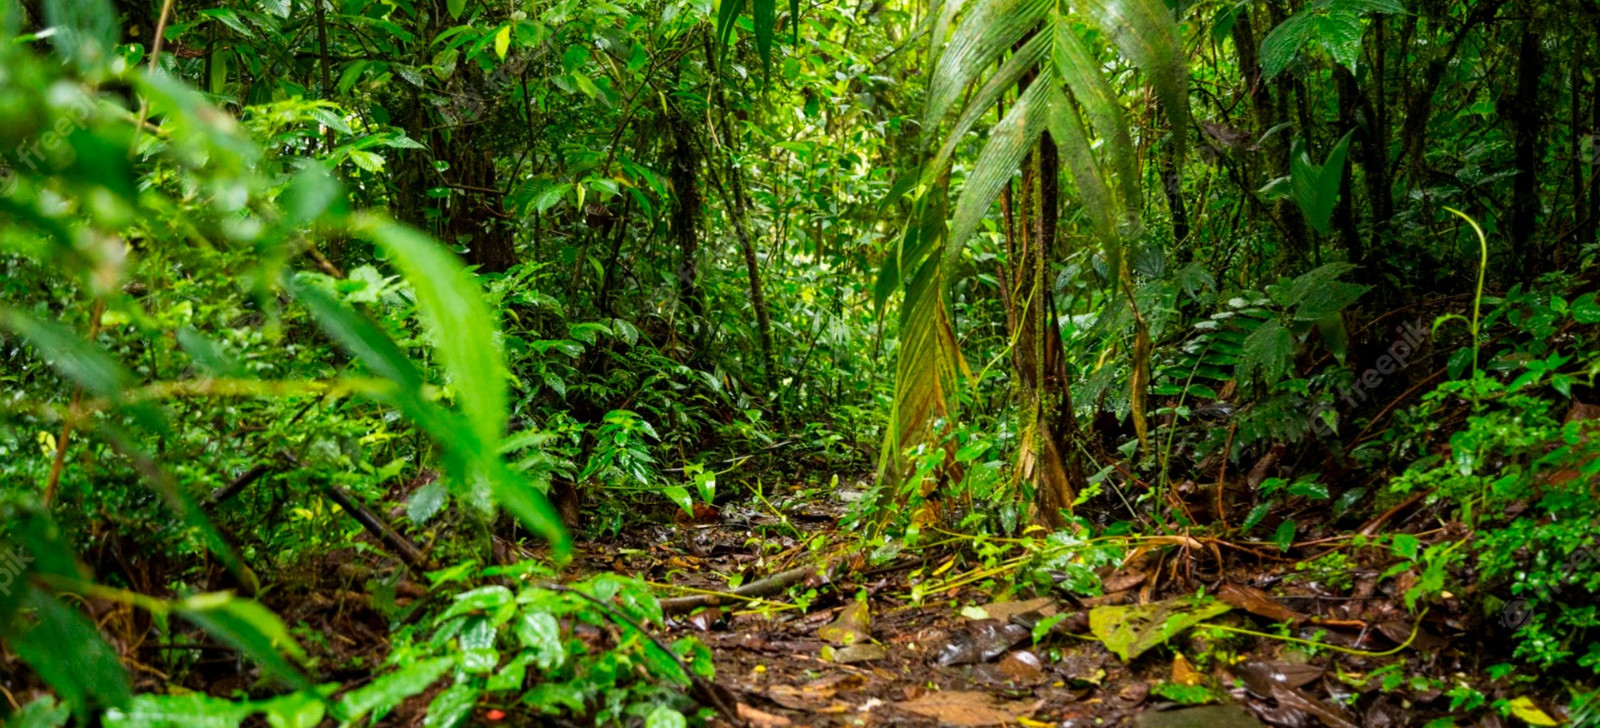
[1006,140,1086,526]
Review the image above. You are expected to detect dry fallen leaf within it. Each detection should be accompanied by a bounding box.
[979,597,1057,622]
[737,703,792,728]
[1171,653,1202,686]
[894,691,1038,727]
[1216,582,1306,623]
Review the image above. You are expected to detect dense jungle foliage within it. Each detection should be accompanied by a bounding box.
[2,0,1600,724]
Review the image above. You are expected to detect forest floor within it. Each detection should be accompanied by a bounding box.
[572,483,1507,728]
[238,479,1536,728]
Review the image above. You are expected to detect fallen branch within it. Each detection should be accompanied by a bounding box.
[204,463,275,508]
[321,483,434,576]
[661,564,820,614]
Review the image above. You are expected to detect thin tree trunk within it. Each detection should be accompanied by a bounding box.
[668,105,706,327]
[1007,140,1085,526]
[1570,49,1586,263]
[597,196,632,315]
[1591,17,1600,248]
[725,167,777,393]
[1510,12,1545,277]
[1334,66,1362,262]
[1361,16,1394,274]
[1161,145,1190,247]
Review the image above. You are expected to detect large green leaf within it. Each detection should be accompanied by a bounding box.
[176,592,312,692]
[6,590,131,720]
[1288,130,1355,235]
[353,215,507,453]
[43,0,117,67]
[0,310,132,399]
[338,657,454,723]
[1078,0,1189,159]
[291,228,570,556]
[1260,0,1405,79]
[1089,595,1232,661]
[104,694,257,728]
[886,0,1187,489]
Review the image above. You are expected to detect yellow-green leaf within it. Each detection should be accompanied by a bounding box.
[494,24,511,60]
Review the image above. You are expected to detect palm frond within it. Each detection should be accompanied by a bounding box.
[880,0,1188,492]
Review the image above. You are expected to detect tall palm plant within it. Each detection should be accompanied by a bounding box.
[878,0,1188,525]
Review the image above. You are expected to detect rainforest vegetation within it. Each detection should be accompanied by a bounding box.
[2,0,1599,724]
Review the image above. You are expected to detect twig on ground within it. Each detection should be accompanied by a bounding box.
[661,564,821,614]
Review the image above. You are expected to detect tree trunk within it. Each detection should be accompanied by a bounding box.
[447,117,516,274]
[1334,66,1362,262]
[725,166,777,393]
[1510,11,1545,277]
[669,107,706,326]
[1007,140,1086,526]
[1360,16,1394,275]
[1591,16,1600,248]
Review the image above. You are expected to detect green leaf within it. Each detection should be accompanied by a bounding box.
[282,165,344,227]
[1237,318,1293,386]
[1274,520,1297,551]
[1261,0,1403,79]
[446,0,465,20]
[1572,293,1600,324]
[45,0,118,67]
[5,695,69,728]
[103,694,256,728]
[1288,131,1355,235]
[198,8,252,36]
[753,0,775,73]
[1242,502,1272,531]
[662,485,694,516]
[175,592,311,691]
[1089,596,1232,661]
[6,590,131,721]
[440,585,514,621]
[716,0,745,45]
[352,216,560,529]
[424,684,479,728]
[494,24,511,60]
[515,611,566,669]
[0,310,132,399]
[1078,0,1190,160]
[408,478,448,524]
[646,707,688,728]
[339,657,453,723]
[258,691,326,728]
[1287,480,1330,500]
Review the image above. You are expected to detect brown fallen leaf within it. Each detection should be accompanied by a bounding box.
[980,597,1057,622]
[894,691,1038,727]
[996,650,1047,685]
[1234,661,1324,697]
[767,684,853,713]
[1171,653,1202,686]
[824,643,887,663]
[1217,582,1306,623]
[737,703,792,728]
[1103,569,1149,593]
[1269,683,1359,728]
[1374,619,1446,650]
